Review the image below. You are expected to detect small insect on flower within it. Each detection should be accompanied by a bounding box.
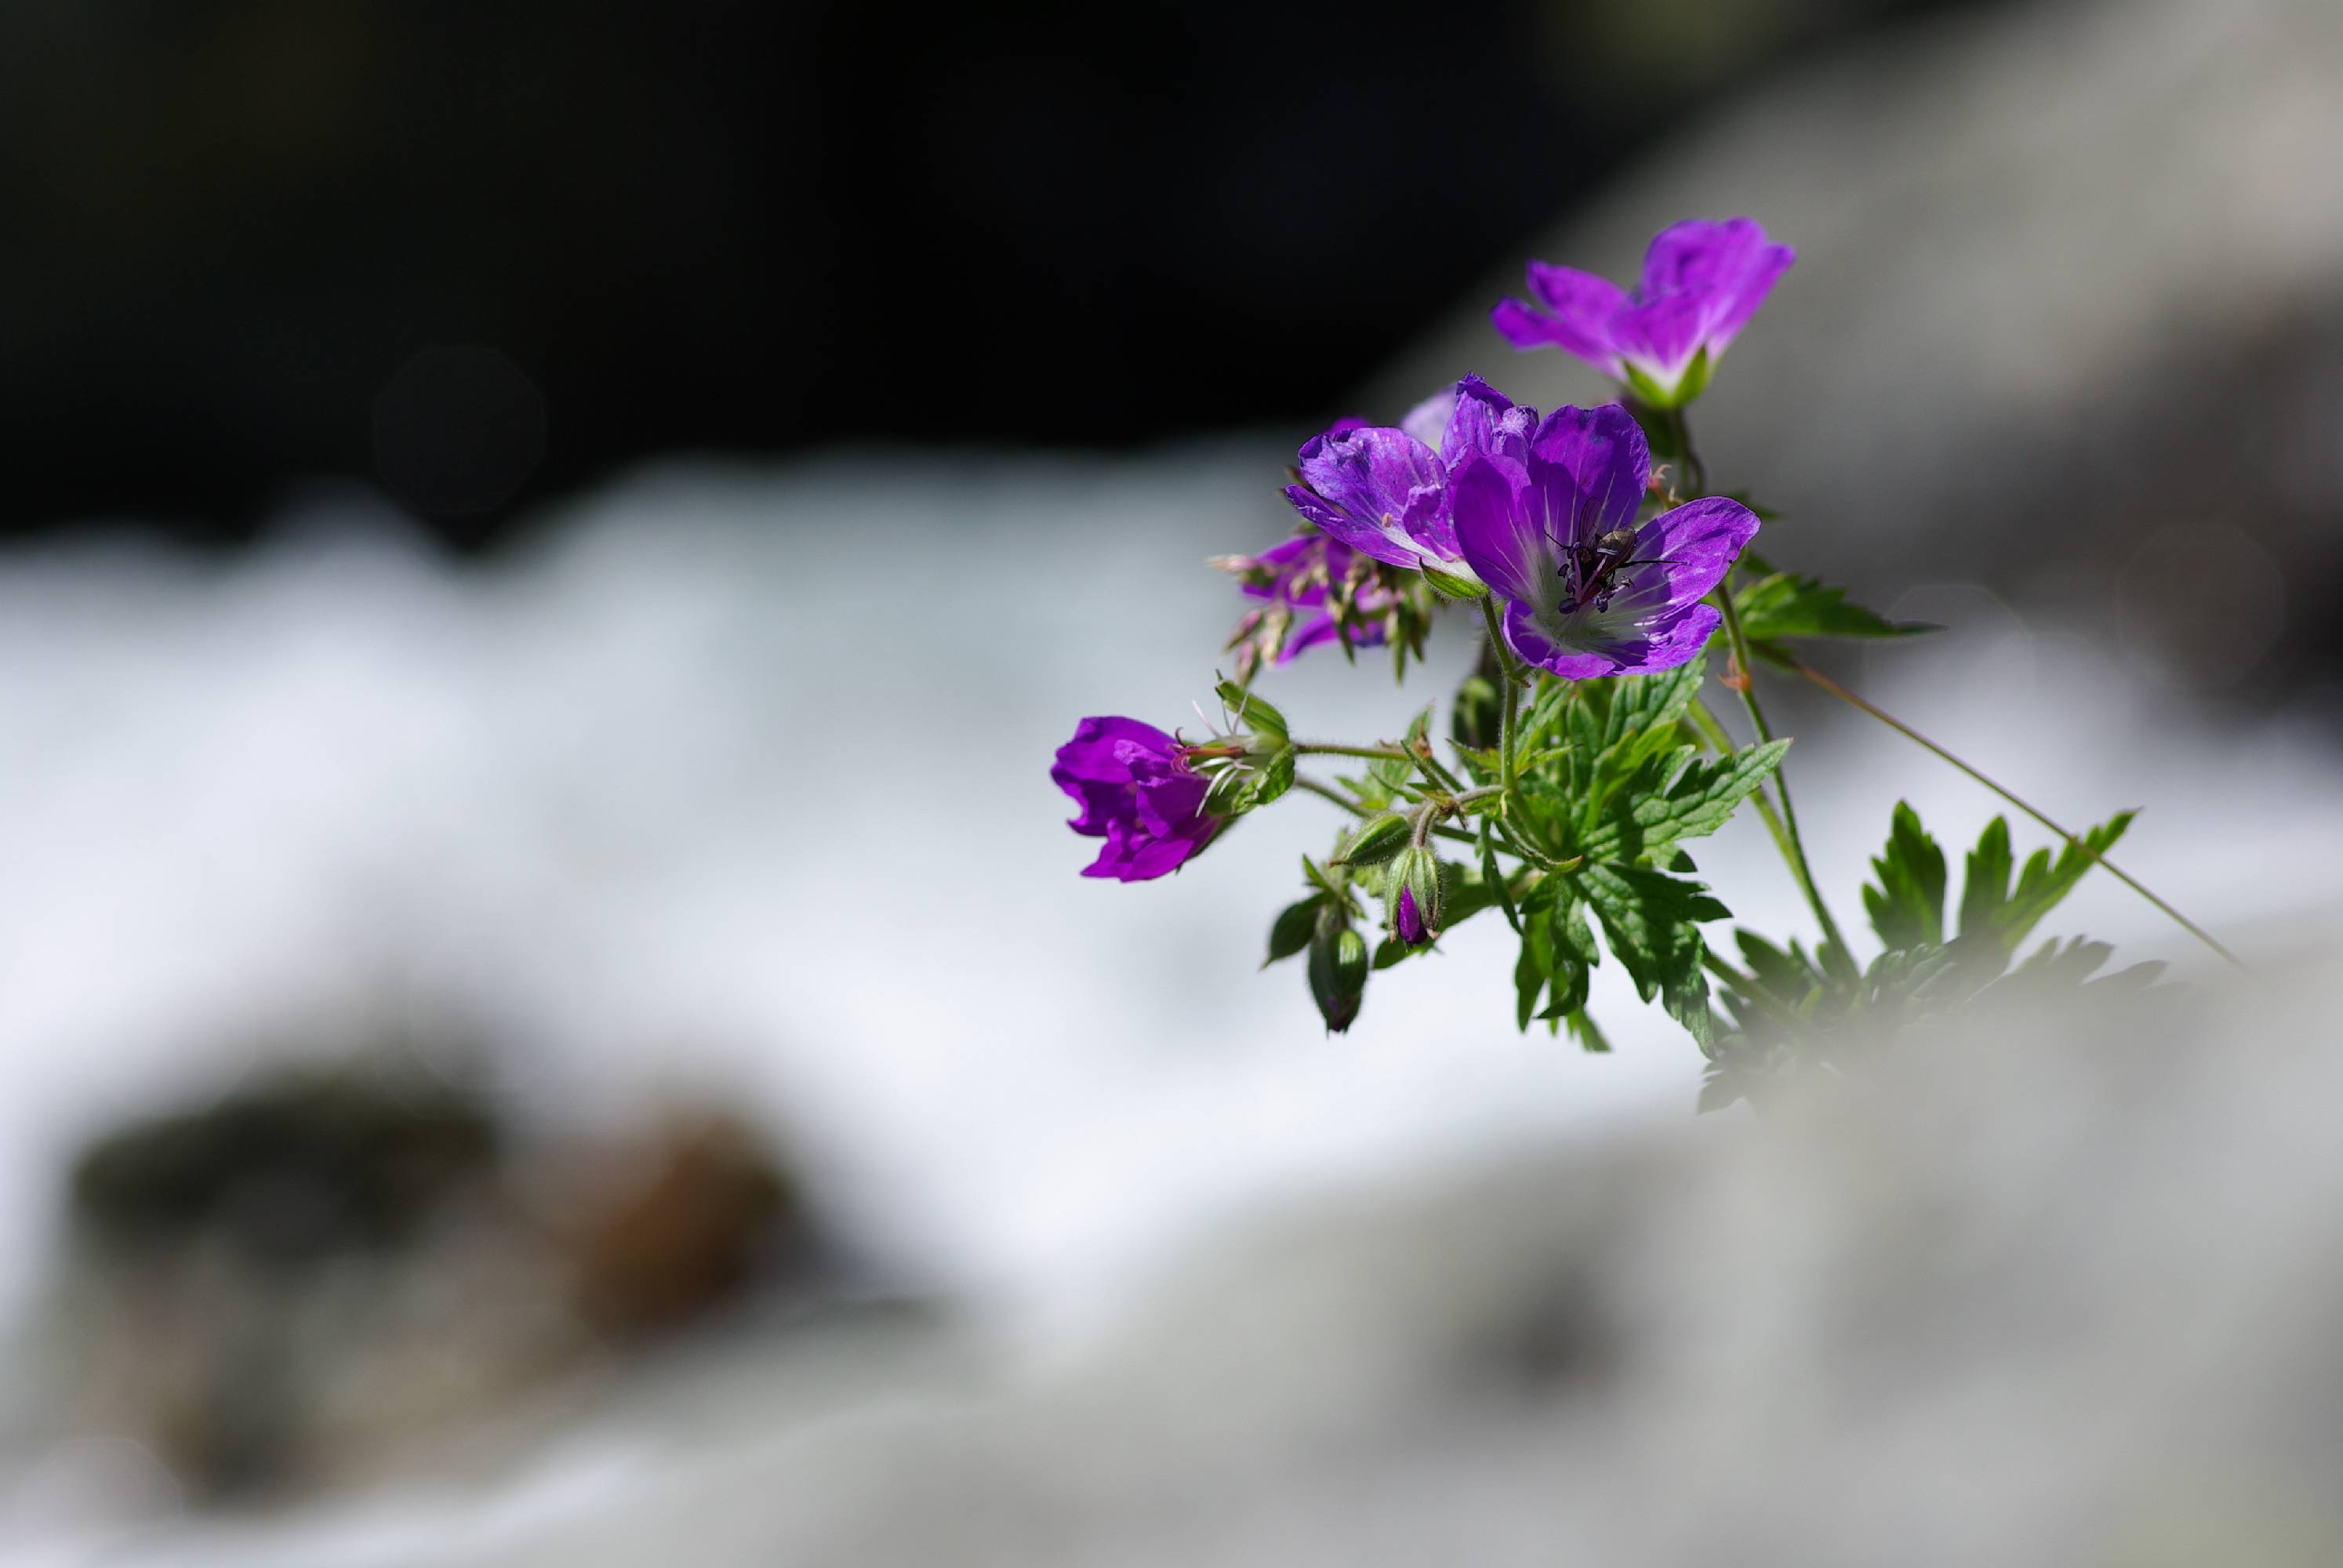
[1449,402,1759,680]
[1572,526,1681,610]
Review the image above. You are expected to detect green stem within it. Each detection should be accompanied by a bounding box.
[1689,699,1802,879]
[1478,595,1524,800]
[1675,409,1851,960]
[1295,741,1411,762]
[1775,652,2248,971]
[1295,773,1477,848]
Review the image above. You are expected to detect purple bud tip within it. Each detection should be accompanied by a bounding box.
[1396,887,1428,946]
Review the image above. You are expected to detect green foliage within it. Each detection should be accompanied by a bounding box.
[1494,654,1772,1050]
[1702,803,2162,1112]
[1862,802,1946,951]
[1730,553,1934,644]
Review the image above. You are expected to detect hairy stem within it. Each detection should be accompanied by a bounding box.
[1675,409,1851,960]
[1775,652,2248,971]
[1477,595,1524,800]
[1689,698,1802,877]
[1295,741,1412,763]
[1295,773,1477,848]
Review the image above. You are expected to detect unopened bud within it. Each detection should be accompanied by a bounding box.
[1333,813,1410,868]
[1419,564,1486,601]
[1307,906,1370,1034]
[1389,846,1444,946]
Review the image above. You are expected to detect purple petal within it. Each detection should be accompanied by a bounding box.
[1276,612,1342,663]
[1295,426,1444,566]
[1502,601,1617,681]
[1131,766,1210,837]
[1447,453,1552,608]
[1595,601,1721,677]
[1640,218,1764,300]
[1526,263,1629,364]
[1492,297,1564,350]
[1283,484,1419,570]
[1627,495,1760,608]
[1709,241,1794,352]
[1503,600,1721,681]
[1527,403,1651,547]
[1610,293,1709,387]
[1276,611,1386,665]
[1441,375,1537,468]
[1052,716,1174,791]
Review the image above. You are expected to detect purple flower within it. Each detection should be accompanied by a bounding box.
[1449,403,1759,679]
[1280,376,1535,587]
[1223,533,1393,666]
[1492,218,1793,408]
[1052,717,1222,881]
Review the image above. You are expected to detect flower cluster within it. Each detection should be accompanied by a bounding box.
[1048,213,2192,1088]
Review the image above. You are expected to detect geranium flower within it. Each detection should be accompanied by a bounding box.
[1492,217,1793,408]
[1052,717,1222,880]
[1280,375,1534,589]
[1449,403,1758,679]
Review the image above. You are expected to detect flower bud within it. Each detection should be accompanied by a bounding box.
[1389,846,1444,946]
[1419,564,1487,601]
[1333,812,1411,869]
[1307,906,1370,1034]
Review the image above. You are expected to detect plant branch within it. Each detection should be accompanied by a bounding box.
[1775,651,2247,971]
[1477,595,1524,801]
[1675,408,1850,960]
[1295,773,1478,847]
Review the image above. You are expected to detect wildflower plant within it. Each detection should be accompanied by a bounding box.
[1052,216,2242,1109]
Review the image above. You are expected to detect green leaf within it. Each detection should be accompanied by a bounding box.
[1956,817,2016,947]
[1862,801,1947,951]
[1731,561,1934,643]
[1253,744,1297,808]
[1580,739,1789,863]
[1215,678,1288,741]
[1578,862,1727,1045]
[1564,1010,1611,1054]
[1263,897,1321,968]
[1999,811,2136,949]
[1301,854,1346,899]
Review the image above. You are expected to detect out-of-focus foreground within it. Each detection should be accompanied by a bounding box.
[1,0,2340,1561]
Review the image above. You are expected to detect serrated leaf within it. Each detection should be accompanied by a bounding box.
[1580,739,1789,863]
[1578,862,1726,1045]
[1731,561,1934,642]
[1956,817,2016,946]
[2000,811,2135,949]
[1862,800,1947,951]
